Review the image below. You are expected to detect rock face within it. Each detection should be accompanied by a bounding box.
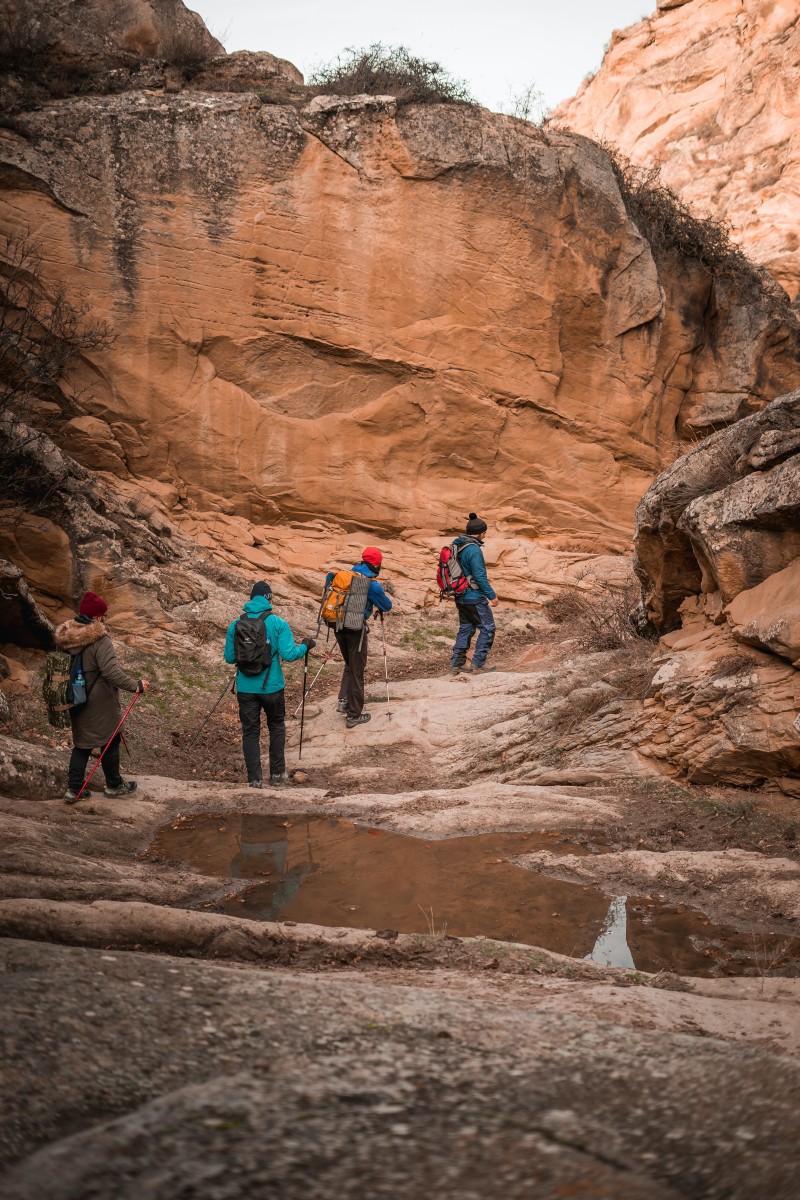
[2,89,799,554]
[4,0,224,70]
[633,390,800,784]
[554,0,800,299]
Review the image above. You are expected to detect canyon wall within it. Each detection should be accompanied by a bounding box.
[2,88,798,550]
[554,0,800,300]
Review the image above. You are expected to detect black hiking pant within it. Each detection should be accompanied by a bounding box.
[335,627,368,719]
[68,733,123,792]
[237,690,286,782]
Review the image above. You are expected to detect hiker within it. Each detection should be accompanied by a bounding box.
[448,513,499,674]
[224,582,315,788]
[54,591,150,804]
[322,547,392,728]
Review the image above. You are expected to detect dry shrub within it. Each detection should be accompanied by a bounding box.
[662,437,743,519]
[543,573,646,652]
[185,618,223,644]
[710,653,758,681]
[0,0,54,75]
[309,44,474,106]
[606,655,656,700]
[604,145,775,300]
[159,24,214,70]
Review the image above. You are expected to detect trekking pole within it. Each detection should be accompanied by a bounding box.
[298,649,309,759]
[186,677,234,748]
[291,646,338,718]
[380,612,391,720]
[74,692,140,802]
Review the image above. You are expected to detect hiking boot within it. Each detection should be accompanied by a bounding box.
[346,713,371,729]
[103,780,138,798]
[465,663,496,674]
[336,699,348,713]
[63,789,80,804]
[449,665,464,676]
[270,772,290,786]
[248,779,263,789]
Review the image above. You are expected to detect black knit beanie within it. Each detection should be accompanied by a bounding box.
[465,512,488,535]
[250,581,273,601]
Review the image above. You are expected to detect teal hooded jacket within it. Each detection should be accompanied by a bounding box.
[224,595,307,694]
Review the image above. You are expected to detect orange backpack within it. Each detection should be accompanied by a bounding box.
[320,570,371,632]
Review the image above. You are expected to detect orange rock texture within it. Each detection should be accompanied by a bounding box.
[2,88,799,562]
[554,0,800,299]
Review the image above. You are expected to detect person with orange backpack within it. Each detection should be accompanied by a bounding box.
[320,547,392,728]
[440,513,499,674]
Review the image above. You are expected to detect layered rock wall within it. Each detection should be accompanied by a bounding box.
[554,0,800,299]
[2,89,799,558]
[633,391,800,784]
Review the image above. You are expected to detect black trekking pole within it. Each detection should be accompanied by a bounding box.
[185,676,234,748]
[298,649,309,759]
[291,645,338,718]
[380,612,391,720]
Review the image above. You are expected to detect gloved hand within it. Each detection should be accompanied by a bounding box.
[301,636,316,651]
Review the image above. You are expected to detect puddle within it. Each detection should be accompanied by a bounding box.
[151,813,800,977]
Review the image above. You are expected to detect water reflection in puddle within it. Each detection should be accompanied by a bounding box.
[585,895,636,969]
[151,813,800,977]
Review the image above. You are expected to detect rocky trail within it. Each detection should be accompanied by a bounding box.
[1,644,799,1197]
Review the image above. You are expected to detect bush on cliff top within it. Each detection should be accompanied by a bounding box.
[309,44,475,105]
[605,146,773,296]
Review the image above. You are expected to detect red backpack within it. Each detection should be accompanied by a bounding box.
[437,541,470,599]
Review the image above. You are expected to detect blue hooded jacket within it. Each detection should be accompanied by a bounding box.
[325,563,392,622]
[452,536,496,604]
[224,595,308,694]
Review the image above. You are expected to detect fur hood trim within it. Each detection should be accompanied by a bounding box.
[54,618,107,653]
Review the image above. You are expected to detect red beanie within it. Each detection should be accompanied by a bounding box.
[361,546,383,568]
[79,591,108,618]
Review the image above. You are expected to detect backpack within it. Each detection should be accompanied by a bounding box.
[42,650,91,728]
[437,541,472,600]
[233,615,273,676]
[320,570,372,632]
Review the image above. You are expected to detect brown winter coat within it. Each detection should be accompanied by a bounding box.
[54,618,141,749]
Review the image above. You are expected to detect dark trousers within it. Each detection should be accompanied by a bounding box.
[335,627,368,718]
[68,733,122,792]
[237,690,286,782]
[451,599,496,668]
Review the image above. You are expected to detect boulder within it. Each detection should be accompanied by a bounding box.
[725,560,800,664]
[632,624,800,784]
[634,390,800,630]
[60,416,128,475]
[0,510,75,618]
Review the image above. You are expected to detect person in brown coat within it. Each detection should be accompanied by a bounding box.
[54,591,150,804]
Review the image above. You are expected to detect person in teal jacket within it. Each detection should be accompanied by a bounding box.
[449,513,499,674]
[224,582,315,788]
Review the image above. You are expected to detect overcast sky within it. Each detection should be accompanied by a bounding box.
[190,0,653,114]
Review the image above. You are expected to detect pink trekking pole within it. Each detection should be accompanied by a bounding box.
[74,692,140,802]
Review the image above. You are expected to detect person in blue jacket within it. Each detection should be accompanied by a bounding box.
[224,582,315,788]
[325,546,392,728]
[449,513,499,674]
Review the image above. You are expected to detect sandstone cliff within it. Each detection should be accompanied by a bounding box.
[554,0,800,300]
[2,85,798,557]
